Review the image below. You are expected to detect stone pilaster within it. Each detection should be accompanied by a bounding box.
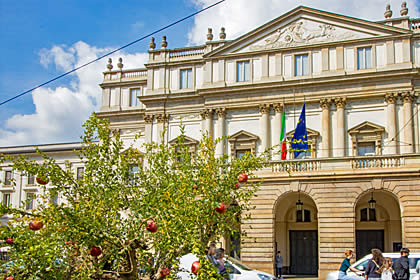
[335,97,346,157]
[144,114,154,144]
[385,93,398,154]
[259,104,271,155]
[320,98,331,158]
[401,91,414,154]
[273,104,283,160]
[200,109,214,139]
[413,92,420,153]
[215,108,226,157]
[156,113,169,144]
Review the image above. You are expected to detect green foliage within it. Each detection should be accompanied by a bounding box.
[0,114,268,280]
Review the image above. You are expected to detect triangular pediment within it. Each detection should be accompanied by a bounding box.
[286,127,320,138]
[207,6,409,57]
[168,135,199,146]
[228,130,259,142]
[348,121,385,134]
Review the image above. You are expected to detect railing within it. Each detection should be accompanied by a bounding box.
[104,69,147,81]
[269,154,415,174]
[168,46,206,58]
[410,19,420,32]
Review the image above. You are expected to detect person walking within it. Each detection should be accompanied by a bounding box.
[378,258,394,280]
[338,250,364,280]
[275,251,284,279]
[393,248,410,280]
[365,248,384,280]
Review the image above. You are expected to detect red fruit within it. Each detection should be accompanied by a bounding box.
[191,261,200,275]
[65,240,73,245]
[192,184,198,190]
[234,183,240,189]
[5,238,13,245]
[146,220,158,233]
[238,173,248,183]
[90,246,102,257]
[215,203,227,214]
[36,177,49,185]
[5,276,14,280]
[160,268,170,277]
[29,220,43,231]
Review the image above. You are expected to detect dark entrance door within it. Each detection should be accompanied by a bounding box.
[289,230,318,275]
[356,230,384,259]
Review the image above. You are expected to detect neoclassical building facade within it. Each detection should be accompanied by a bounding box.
[2,4,420,278]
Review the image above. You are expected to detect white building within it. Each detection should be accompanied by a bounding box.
[2,3,420,278]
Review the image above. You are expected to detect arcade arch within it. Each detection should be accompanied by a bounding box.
[275,191,318,275]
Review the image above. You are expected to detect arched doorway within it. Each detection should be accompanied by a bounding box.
[355,190,402,259]
[275,192,318,276]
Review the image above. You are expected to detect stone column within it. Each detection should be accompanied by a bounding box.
[200,109,214,139]
[413,93,420,153]
[335,97,347,157]
[259,104,271,155]
[401,91,414,154]
[320,98,331,158]
[385,93,398,154]
[144,115,154,144]
[156,114,169,144]
[215,108,226,157]
[273,104,283,160]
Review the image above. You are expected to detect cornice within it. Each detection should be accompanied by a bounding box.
[99,80,147,88]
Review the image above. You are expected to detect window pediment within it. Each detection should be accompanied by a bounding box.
[228,130,259,143]
[228,130,259,158]
[286,127,319,139]
[348,121,385,135]
[168,135,199,146]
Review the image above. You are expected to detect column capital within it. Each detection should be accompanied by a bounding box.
[401,91,415,104]
[273,103,283,113]
[144,114,154,123]
[320,98,331,110]
[259,104,271,114]
[385,92,398,104]
[215,108,226,118]
[200,109,213,119]
[335,97,347,109]
[156,113,169,123]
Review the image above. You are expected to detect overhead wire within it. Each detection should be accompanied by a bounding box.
[0,0,226,107]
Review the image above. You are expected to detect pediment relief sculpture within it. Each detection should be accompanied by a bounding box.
[248,19,364,51]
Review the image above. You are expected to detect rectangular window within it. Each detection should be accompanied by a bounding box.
[76,167,84,181]
[129,88,141,107]
[180,69,193,89]
[27,173,35,185]
[50,192,58,205]
[357,142,375,156]
[26,193,35,210]
[236,149,251,159]
[129,165,139,185]
[4,171,12,185]
[236,61,250,82]
[2,193,11,207]
[357,47,372,69]
[295,54,309,76]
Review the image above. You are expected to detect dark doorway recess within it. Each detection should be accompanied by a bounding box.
[289,230,318,275]
[356,230,384,259]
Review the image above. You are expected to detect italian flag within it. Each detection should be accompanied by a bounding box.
[280,106,287,160]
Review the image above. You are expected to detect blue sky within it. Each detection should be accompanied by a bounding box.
[1,0,419,146]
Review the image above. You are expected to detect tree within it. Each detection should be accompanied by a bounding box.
[0,114,268,280]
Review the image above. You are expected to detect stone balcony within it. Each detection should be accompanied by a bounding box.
[102,68,148,84]
[260,154,420,178]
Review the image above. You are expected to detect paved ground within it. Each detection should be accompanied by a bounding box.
[282,276,318,279]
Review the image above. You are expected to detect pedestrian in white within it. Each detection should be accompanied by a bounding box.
[379,258,394,280]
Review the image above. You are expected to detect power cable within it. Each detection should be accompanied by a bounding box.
[0,0,226,107]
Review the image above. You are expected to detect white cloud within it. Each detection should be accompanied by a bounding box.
[0,41,148,147]
[188,0,420,44]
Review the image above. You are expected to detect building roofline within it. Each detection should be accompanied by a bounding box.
[0,142,85,155]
